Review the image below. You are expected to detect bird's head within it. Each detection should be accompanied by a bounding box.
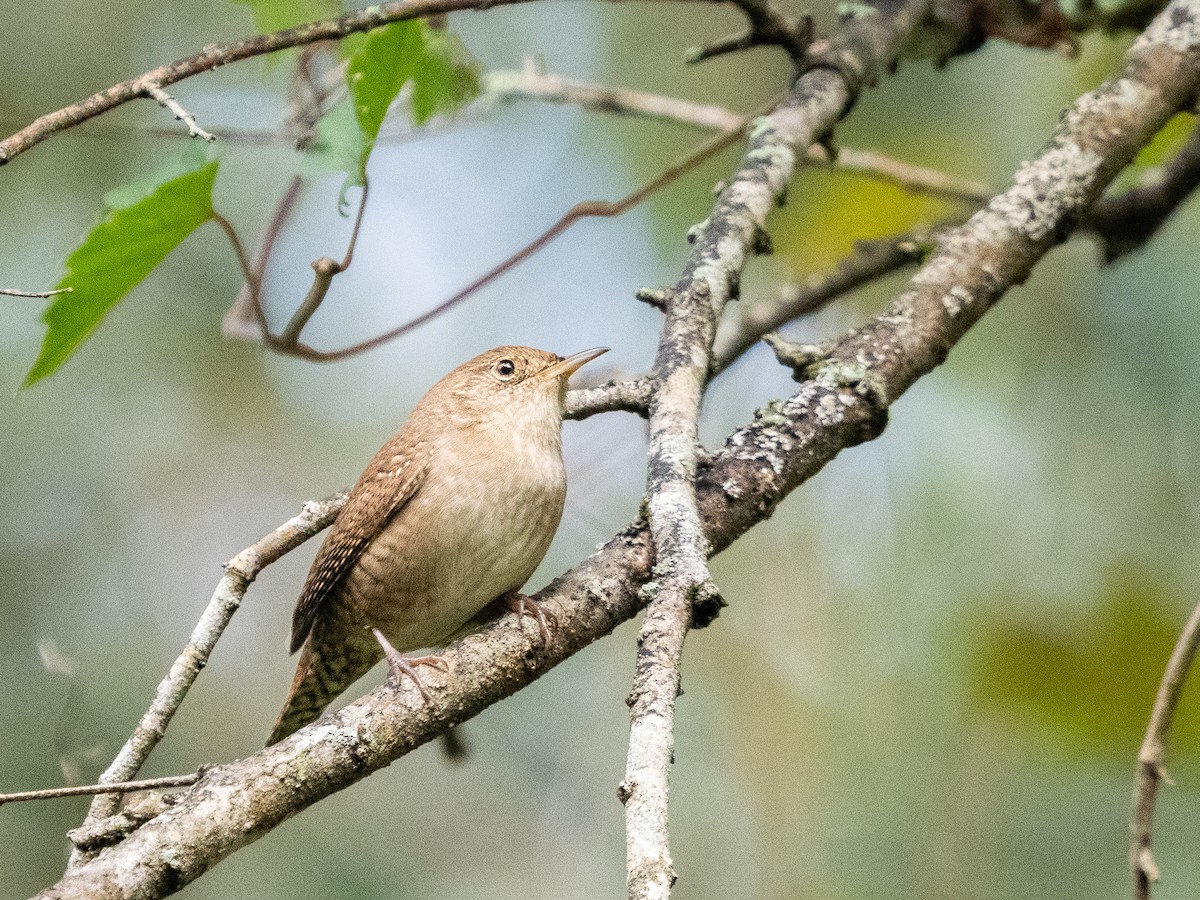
[425,345,608,431]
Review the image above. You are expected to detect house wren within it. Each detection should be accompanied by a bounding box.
[268,345,607,745]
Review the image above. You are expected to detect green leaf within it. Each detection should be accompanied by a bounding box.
[228,0,341,33]
[24,157,219,387]
[410,30,481,126]
[307,22,481,207]
[348,20,425,149]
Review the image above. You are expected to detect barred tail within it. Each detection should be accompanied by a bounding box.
[267,617,382,746]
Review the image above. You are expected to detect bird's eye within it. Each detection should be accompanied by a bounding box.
[495,358,517,379]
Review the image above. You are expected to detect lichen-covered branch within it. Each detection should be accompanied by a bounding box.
[142,84,216,143]
[28,1,1200,892]
[623,0,935,896]
[565,378,654,419]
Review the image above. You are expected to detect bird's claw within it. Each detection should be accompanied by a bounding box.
[504,592,555,646]
[371,627,448,703]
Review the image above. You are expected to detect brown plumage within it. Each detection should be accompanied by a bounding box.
[268,345,607,745]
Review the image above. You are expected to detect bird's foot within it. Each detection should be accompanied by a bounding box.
[371,627,449,702]
[503,592,555,646]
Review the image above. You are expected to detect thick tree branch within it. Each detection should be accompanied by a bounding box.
[1131,600,1200,900]
[624,0,934,895]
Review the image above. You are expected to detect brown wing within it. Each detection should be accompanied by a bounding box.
[289,440,429,653]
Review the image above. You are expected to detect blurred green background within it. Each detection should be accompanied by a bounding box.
[3,1,1200,897]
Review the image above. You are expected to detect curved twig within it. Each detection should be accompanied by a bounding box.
[1085,120,1200,263]
[258,118,753,362]
[710,225,946,373]
[1131,600,1200,900]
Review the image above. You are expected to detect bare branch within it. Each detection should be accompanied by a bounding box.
[491,66,991,203]
[0,0,544,166]
[564,378,653,420]
[223,49,344,341]
[68,494,347,867]
[222,177,304,341]
[810,143,992,203]
[687,0,813,63]
[486,63,745,131]
[710,224,951,373]
[1131,600,1200,900]
[141,84,215,143]
[0,774,201,807]
[0,287,72,298]
[273,180,370,349]
[67,795,177,855]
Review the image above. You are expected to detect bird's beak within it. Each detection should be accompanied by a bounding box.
[540,347,609,380]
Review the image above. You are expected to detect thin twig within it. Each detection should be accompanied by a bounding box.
[142,83,216,143]
[710,224,953,373]
[259,118,755,362]
[810,144,992,203]
[1131,600,1200,900]
[0,286,72,298]
[68,494,347,867]
[222,177,304,340]
[687,0,813,63]
[490,67,991,203]
[0,0,545,166]
[277,179,369,347]
[485,63,746,131]
[223,50,339,341]
[0,773,200,807]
